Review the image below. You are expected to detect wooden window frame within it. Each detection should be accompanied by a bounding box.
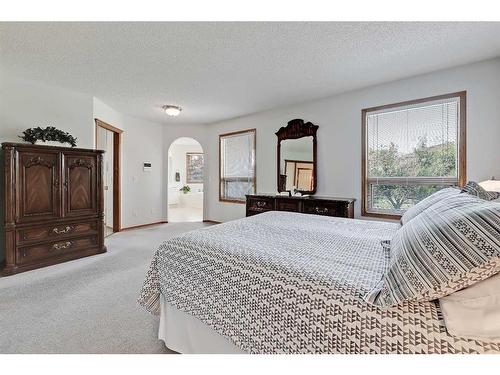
[95,118,123,232]
[361,91,467,220]
[186,152,204,184]
[219,128,257,204]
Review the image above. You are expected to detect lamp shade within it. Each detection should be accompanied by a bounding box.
[479,178,500,193]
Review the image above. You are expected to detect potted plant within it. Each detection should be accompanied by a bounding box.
[179,185,191,194]
[19,126,78,147]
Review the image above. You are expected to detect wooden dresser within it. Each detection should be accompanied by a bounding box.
[1,142,106,276]
[246,194,355,218]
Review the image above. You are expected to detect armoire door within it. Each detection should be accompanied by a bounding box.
[64,154,98,217]
[16,151,62,223]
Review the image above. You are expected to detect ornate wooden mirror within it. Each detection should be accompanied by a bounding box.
[276,119,318,195]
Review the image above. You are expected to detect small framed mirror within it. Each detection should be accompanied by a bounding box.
[276,119,318,195]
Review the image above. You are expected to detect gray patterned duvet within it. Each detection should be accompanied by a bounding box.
[139,211,500,354]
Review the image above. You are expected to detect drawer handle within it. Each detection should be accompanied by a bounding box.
[314,207,329,214]
[53,226,73,235]
[256,201,267,207]
[52,241,73,250]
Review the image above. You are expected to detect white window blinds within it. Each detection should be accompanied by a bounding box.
[220,129,256,202]
[364,94,464,216]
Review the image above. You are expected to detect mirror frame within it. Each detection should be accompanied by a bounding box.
[276,119,319,195]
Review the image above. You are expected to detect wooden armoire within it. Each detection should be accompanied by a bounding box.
[1,142,106,276]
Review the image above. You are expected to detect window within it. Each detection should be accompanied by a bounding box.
[186,153,204,184]
[362,92,466,219]
[219,129,256,203]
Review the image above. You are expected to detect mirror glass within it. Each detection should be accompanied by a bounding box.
[279,136,314,192]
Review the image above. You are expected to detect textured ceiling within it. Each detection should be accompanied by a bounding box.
[1,22,500,125]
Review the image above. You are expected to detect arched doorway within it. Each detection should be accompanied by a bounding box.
[167,137,204,222]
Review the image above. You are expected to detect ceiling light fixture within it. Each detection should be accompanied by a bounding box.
[162,105,182,117]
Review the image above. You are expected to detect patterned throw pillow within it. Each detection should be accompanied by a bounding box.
[400,187,460,225]
[365,193,500,308]
[461,181,499,200]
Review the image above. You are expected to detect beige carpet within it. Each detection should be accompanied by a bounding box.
[168,205,203,222]
[0,222,210,354]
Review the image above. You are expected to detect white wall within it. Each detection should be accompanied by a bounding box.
[93,98,167,228]
[205,58,500,222]
[0,68,208,231]
[3,58,500,227]
[0,71,94,148]
[0,76,171,229]
[0,68,207,230]
[0,72,95,262]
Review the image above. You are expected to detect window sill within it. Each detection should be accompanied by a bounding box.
[361,211,402,221]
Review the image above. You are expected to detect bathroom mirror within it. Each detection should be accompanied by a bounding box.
[276,119,318,195]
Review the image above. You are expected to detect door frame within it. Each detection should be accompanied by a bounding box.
[95,118,123,232]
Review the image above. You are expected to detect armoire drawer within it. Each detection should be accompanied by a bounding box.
[17,221,99,245]
[16,236,99,265]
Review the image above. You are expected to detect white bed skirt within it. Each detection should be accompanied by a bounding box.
[159,295,245,354]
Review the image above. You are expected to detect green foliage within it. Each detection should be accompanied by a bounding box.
[368,137,456,211]
[180,185,191,194]
[19,126,77,147]
[413,138,456,177]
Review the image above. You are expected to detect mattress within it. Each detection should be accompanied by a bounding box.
[140,211,500,354]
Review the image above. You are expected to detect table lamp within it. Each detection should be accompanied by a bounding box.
[479,177,500,193]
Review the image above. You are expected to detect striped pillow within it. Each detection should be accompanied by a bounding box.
[365,193,500,307]
[461,181,499,200]
[400,187,460,225]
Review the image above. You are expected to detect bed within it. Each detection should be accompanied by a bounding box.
[139,211,500,354]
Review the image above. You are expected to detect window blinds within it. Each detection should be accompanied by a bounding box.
[364,95,462,215]
[220,130,256,201]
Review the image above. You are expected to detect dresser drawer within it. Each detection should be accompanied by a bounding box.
[302,200,347,217]
[276,199,300,212]
[16,236,99,265]
[17,221,98,245]
[246,196,275,215]
[245,195,355,219]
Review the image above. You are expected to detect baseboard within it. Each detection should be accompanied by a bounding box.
[121,221,168,231]
[121,220,218,231]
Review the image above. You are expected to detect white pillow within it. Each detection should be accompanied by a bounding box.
[365,193,500,308]
[439,272,500,342]
[400,187,460,225]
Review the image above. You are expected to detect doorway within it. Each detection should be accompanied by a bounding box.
[95,119,122,235]
[168,137,204,222]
